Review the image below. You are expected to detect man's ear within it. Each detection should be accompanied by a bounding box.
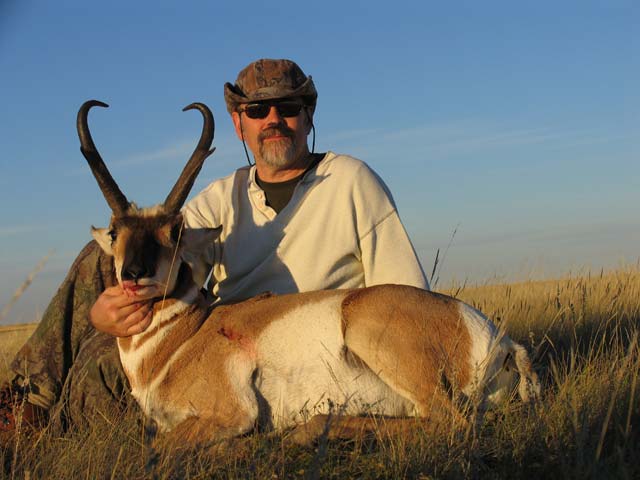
[304,106,315,135]
[91,226,114,255]
[231,111,244,140]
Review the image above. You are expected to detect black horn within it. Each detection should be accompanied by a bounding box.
[77,100,130,216]
[164,103,215,213]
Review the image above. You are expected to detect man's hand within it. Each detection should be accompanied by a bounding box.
[89,286,153,337]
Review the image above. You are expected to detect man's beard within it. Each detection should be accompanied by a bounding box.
[258,127,298,168]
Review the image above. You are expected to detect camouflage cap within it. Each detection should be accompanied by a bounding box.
[224,59,317,114]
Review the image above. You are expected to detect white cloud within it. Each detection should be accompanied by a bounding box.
[417,221,640,250]
[324,120,627,160]
[111,142,194,167]
[64,141,192,176]
[64,133,240,176]
[0,225,44,238]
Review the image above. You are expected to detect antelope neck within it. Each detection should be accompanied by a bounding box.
[148,262,203,326]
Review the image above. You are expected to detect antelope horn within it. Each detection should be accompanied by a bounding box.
[164,102,216,213]
[77,100,130,216]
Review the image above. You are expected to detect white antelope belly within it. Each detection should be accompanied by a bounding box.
[254,296,414,429]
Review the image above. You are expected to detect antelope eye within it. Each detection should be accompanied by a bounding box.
[108,230,117,242]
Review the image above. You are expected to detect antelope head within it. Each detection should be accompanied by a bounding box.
[78,100,216,299]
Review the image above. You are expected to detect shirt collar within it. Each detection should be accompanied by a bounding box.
[248,152,332,188]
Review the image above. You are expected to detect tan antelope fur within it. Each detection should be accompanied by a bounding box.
[78,100,541,444]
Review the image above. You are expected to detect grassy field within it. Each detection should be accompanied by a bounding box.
[0,266,638,479]
[0,324,36,384]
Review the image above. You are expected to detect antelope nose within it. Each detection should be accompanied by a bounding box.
[122,264,150,281]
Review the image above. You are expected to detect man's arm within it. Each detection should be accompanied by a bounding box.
[353,162,429,290]
[360,211,429,290]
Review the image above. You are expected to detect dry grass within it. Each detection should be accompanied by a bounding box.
[1,266,639,479]
[0,324,36,385]
[0,253,49,383]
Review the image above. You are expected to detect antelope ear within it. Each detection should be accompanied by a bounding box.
[180,227,222,288]
[91,226,114,255]
[180,227,222,251]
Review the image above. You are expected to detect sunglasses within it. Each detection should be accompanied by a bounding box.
[241,101,304,120]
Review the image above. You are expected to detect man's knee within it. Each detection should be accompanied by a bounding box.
[58,332,132,427]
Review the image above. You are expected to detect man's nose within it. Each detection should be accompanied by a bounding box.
[264,105,284,124]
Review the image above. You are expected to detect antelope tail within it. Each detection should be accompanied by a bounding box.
[510,341,541,402]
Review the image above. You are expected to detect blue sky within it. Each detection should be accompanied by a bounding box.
[1,1,638,323]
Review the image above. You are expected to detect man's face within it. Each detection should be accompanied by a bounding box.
[232,98,312,169]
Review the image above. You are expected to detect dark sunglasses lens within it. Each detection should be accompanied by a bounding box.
[244,104,270,119]
[276,102,303,117]
[243,102,303,119]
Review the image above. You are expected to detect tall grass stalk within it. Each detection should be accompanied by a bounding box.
[0,252,52,323]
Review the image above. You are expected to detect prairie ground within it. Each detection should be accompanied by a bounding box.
[0,324,35,384]
[0,266,638,479]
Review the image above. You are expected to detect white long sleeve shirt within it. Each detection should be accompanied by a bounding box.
[183,152,428,303]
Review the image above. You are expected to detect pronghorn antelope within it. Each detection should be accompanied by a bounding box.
[78,100,540,444]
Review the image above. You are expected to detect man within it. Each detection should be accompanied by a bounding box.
[1,59,428,430]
